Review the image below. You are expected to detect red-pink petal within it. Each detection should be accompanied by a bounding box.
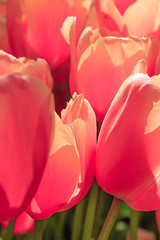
[0,73,54,220]
[96,73,160,211]
[27,94,96,219]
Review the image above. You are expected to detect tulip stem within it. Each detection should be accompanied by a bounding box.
[82,180,99,240]
[97,197,123,240]
[32,220,43,240]
[92,190,110,239]
[71,196,86,240]
[55,211,68,240]
[130,209,141,240]
[3,220,15,240]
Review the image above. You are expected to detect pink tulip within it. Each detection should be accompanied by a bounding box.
[0,51,55,221]
[95,0,160,38]
[67,18,160,121]
[96,72,160,211]
[126,228,156,240]
[1,212,34,235]
[27,93,97,220]
[6,0,93,70]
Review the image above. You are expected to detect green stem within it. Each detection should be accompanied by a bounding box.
[92,190,110,239]
[71,197,86,240]
[55,211,67,240]
[97,197,123,240]
[0,225,6,239]
[15,236,21,240]
[82,180,99,240]
[3,220,15,240]
[42,217,53,240]
[32,220,43,240]
[130,209,141,240]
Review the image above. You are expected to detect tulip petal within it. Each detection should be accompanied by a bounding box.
[0,51,54,89]
[124,0,160,37]
[0,73,54,220]
[27,93,96,219]
[27,113,81,219]
[96,73,160,210]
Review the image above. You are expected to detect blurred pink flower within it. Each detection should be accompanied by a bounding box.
[95,0,160,38]
[126,228,156,240]
[6,0,93,70]
[1,212,34,235]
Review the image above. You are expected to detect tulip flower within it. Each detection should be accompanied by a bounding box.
[95,0,160,38]
[126,228,156,240]
[1,212,34,235]
[96,72,160,211]
[6,0,93,70]
[0,51,55,221]
[27,93,96,220]
[67,18,160,121]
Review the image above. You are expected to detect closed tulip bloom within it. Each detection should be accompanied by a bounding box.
[0,52,55,221]
[27,93,96,220]
[68,20,160,121]
[96,73,160,211]
[1,212,34,235]
[95,0,160,38]
[6,0,92,70]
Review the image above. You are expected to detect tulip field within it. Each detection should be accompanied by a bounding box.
[0,0,160,239]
